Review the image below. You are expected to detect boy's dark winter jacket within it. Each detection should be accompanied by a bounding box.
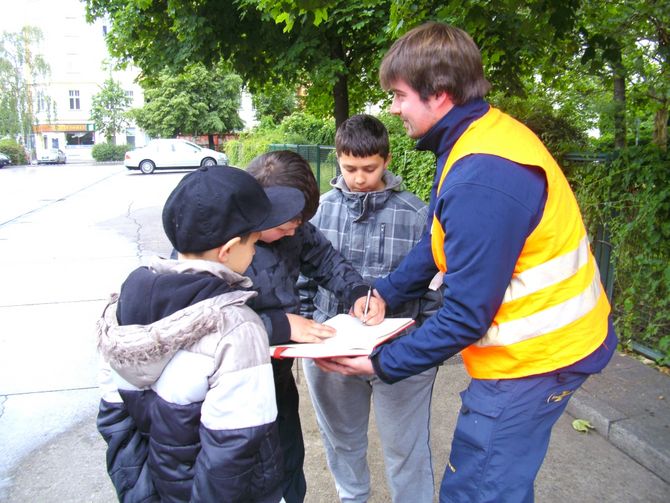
[96,258,283,503]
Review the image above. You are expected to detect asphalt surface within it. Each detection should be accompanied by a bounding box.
[0,163,668,502]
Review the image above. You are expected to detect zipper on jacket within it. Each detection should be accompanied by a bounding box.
[378,223,385,262]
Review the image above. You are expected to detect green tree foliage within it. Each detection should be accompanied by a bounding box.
[0,27,52,149]
[252,82,298,124]
[90,77,131,143]
[279,112,336,145]
[127,61,244,143]
[565,1,669,150]
[387,0,584,98]
[386,0,668,152]
[84,0,391,127]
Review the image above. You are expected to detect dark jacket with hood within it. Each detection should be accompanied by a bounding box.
[243,221,369,502]
[96,258,283,503]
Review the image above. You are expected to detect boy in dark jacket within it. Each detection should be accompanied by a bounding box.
[244,150,385,503]
[96,166,305,502]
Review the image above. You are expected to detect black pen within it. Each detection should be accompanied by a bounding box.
[362,286,372,325]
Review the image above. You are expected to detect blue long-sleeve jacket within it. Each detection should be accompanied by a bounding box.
[372,100,615,383]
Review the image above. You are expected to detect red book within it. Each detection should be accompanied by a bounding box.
[270,314,415,359]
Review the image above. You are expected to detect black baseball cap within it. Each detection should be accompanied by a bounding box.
[163,166,305,253]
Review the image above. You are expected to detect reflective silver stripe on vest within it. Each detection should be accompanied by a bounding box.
[476,270,602,347]
[502,235,591,304]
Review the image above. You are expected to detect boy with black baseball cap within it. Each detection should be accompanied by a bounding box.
[96,165,304,503]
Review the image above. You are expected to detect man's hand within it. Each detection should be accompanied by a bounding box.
[286,313,336,343]
[315,356,375,375]
[352,289,386,325]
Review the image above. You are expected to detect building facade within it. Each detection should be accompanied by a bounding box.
[27,0,147,162]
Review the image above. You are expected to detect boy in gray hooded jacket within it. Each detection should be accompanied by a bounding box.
[300,115,441,502]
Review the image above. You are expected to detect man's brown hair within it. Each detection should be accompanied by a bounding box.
[380,22,491,104]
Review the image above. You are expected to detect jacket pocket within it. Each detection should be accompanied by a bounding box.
[378,223,386,263]
[453,383,504,452]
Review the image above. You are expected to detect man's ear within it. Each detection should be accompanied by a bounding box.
[217,237,242,263]
[433,91,454,110]
[384,153,392,169]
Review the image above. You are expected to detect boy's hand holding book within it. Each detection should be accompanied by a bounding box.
[286,313,336,343]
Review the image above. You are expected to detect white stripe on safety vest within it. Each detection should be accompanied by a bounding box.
[477,270,602,347]
[502,235,591,304]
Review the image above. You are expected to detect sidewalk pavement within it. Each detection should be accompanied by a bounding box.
[4,351,669,502]
[566,350,670,483]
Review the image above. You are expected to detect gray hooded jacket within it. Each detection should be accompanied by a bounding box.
[300,171,442,324]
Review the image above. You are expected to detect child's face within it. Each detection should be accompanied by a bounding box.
[338,153,389,193]
[226,232,262,273]
[259,219,302,243]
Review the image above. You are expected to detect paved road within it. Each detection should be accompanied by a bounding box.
[0,163,668,502]
[0,163,187,500]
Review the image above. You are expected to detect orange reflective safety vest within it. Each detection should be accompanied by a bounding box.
[431,107,610,379]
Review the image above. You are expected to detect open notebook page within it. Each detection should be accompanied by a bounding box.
[270,314,414,359]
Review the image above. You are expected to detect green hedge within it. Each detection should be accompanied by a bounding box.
[0,138,29,165]
[226,112,336,168]
[91,143,130,162]
[571,145,670,364]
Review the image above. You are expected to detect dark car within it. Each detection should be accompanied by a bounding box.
[0,153,11,168]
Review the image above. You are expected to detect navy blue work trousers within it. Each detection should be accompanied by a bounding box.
[440,371,588,502]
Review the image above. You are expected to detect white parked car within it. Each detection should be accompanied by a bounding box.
[38,148,67,164]
[124,139,229,174]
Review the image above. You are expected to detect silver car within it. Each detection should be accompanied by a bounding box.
[124,139,229,174]
[38,148,67,164]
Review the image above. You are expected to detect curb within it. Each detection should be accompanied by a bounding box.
[566,361,670,484]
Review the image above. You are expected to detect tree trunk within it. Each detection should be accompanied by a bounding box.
[612,46,627,149]
[331,38,349,129]
[653,105,668,152]
[333,73,349,130]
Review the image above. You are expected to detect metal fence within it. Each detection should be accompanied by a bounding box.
[563,152,615,301]
[269,144,339,193]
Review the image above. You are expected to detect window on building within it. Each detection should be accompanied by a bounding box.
[125,90,134,98]
[36,93,46,113]
[66,132,94,146]
[103,25,108,36]
[69,90,80,110]
[126,127,136,148]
